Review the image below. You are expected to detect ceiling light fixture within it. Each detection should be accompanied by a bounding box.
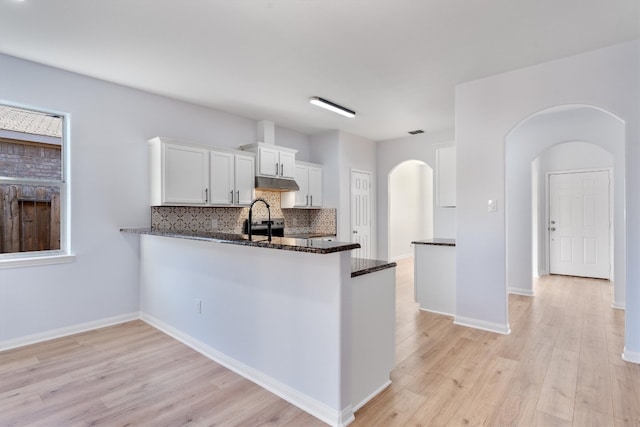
[309,97,355,118]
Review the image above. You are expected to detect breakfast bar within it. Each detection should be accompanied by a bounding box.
[122,228,395,427]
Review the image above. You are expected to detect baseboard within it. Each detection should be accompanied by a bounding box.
[611,301,626,310]
[0,312,140,352]
[140,312,353,427]
[352,380,391,412]
[453,316,511,335]
[418,307,455,317]
[508,287,535,296]
[622,347,640,364]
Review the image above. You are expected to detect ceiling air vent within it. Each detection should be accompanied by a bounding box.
[408,129,424,135]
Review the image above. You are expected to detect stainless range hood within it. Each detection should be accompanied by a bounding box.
[255,176,300,192]
[249,120,300,192]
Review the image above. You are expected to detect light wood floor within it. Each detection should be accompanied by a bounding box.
[1,258,639,426]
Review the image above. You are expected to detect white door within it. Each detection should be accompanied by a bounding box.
[294,164,309,206]
[351,170,371,259]
[308,166,323,207]
[279,151,296,179]
[210,151,234,205]
[163,143,209,205]
[549,170,610,279]
[234,154,255,205]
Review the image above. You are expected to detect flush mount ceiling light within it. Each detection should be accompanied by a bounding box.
[309,97,356,118]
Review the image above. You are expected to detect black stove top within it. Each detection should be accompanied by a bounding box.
[242,218,285,237]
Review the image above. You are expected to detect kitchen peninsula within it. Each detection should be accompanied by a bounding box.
[121,228,396,427]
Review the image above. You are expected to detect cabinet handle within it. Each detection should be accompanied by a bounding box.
[236,190,240,203]
[310,195,313,206]
[306,195,309,206]
[280,164,284,176]
[230,190,234,203]
[275,162,279,175]
[205,188,208,203]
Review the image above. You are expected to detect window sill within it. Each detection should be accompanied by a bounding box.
[0,253,75,269]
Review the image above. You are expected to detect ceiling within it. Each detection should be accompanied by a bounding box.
[0,0,638,142]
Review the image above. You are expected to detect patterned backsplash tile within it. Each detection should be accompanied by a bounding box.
[151,190,336,236]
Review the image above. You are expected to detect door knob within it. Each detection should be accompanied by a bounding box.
[549,227,556,231]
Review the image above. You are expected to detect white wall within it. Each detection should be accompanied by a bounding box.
[0,53,309,347]
[310,130,378,258]
[505,107,623,299]
[389,161,433,260]
[376,131,455,261]
[455,40,640,360]
[338,132,377,257]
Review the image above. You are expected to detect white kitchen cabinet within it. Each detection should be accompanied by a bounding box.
[149,138,209,206]
[209,150,255,206]
[282,161,323,208]
[437,145,456,207]
[149,137,255,207]
[241,143,297,179]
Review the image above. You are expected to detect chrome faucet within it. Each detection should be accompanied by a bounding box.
[248,197,272,241]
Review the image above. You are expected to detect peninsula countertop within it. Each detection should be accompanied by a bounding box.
[412,238,456,246]
[121,227,359,254]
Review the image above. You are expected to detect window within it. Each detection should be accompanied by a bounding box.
[0,103,71,266]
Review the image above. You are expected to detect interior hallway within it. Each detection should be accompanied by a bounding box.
[1,258,639,426]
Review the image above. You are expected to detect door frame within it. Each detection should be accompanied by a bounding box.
[544,167,613,279]
[350,168,372,259]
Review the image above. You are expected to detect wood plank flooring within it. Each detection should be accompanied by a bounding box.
[1,258,639,426]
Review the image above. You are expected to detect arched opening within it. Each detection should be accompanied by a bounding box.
[505,105,625,309]
[388,160,433,261]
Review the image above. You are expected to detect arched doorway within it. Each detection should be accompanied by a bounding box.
[388,160,433,261]
[505,105,625,308]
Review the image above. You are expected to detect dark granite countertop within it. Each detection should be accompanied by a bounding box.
[351,258,397,278]
[412,238,456,246]
[120,228,359,254]
[285,233,336,239]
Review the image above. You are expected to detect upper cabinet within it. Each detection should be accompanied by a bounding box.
[149,137,255,207]
[150,139,209,206]
[282,161,323,208]
[437,146,456,207]
[241,143,297,179]
[209,151,255,206]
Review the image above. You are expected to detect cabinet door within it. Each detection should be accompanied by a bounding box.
[234,154,255,205]
[210,151,234,205]
[258,147,279,177]
[162,143,209,205]
[279,151,296,179]
[294,164,309,207]
[308,166,323,207]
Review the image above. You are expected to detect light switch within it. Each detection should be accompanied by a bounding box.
[488,199,497,212]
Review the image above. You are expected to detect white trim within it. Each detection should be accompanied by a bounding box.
[611,302,626,310]
[622,347,640,365]
[418,307,455,317]
[0,312,139,352]
[352,380,391,412]
[453,316,511,335]
[0,253,75,269]
[140,312,353,427]
[508,287,535,296]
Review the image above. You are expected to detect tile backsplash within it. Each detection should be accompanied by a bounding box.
[151,190,336,236]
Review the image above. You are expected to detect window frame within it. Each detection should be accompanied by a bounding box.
[0,101,73,268]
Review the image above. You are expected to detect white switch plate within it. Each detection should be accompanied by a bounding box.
[488,199,497,212]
